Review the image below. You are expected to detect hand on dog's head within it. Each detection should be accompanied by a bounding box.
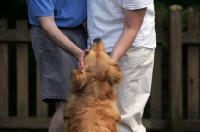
[70,38,123,92]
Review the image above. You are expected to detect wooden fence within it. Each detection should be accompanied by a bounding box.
[0,6,200,132]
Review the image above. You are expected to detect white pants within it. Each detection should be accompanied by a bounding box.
[117,47,155,132]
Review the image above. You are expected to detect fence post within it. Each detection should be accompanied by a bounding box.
[169,5,183,132]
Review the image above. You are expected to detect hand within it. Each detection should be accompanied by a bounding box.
[78,49,90,70]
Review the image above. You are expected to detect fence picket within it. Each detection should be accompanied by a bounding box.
[187,7,200,119]
[0,19,8,118]
[16,20,29,117]
[150,10,162,119]
[16,20,29,132]
[151,45,162,119]
[17,44,29,116]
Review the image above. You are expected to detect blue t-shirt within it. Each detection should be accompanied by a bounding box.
[26,0,87,28]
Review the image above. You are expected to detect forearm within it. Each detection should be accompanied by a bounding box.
[38,16,82,59]
[110,26,138,61]
[110,8,147,61]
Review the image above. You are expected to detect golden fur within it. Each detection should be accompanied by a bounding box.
[64,39,123,132]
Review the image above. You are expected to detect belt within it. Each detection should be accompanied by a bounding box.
[58,24,82,30]
[32,24,82,30]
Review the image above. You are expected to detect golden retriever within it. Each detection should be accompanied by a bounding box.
[64,38,123,132]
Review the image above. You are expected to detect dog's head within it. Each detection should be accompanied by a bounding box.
[84,38,122,84]
[70,38,122,92]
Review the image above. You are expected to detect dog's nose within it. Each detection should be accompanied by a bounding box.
[93,38,101,43]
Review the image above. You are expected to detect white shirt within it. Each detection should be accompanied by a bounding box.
[87,0,156,53]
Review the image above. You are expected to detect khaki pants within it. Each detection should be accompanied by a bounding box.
[117,47,155,132]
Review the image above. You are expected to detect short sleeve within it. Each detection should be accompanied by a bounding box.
[26,0,54,16]
[122,0,153,10]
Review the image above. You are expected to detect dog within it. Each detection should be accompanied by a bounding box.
[64,38,123,132]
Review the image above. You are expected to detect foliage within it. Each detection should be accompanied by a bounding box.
[0,0,27,28]
[155,0,200,8]
[154,0,200,31]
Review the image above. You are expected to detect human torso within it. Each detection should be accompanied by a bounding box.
[26,0,87,28]
[87,0,156,52]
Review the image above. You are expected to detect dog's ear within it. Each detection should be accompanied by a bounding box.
[106,61,123,86]
[70,70,87,92]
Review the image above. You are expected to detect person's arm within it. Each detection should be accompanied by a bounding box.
[38,16,89,69]
[110,8,147,61]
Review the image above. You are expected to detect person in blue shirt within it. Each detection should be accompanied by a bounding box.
[26,1,89,131]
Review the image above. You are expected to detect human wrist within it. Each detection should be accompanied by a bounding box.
[74,48,82,60]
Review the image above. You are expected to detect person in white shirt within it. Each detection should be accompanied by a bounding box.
[87,0,156,131]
